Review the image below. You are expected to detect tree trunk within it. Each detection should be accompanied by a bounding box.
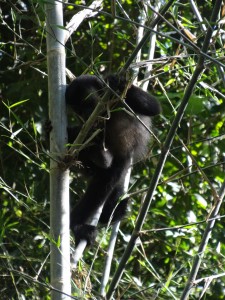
[45,1,71,299]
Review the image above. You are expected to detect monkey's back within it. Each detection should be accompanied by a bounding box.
[106,111,151,162]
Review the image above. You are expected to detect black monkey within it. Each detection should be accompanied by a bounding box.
[66,74,161,245]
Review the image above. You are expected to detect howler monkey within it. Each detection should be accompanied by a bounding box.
[66,74,161,245]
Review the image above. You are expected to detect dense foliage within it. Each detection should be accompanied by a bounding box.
[1,0,225,299]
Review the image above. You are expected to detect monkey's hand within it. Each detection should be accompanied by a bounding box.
[106,74,129,95]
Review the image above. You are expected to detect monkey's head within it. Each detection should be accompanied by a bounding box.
[66,75,104,120]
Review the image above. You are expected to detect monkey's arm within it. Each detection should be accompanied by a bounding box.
[105,74,161,117]
[68,127,113,170]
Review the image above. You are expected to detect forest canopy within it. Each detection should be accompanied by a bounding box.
[1,0,225,299]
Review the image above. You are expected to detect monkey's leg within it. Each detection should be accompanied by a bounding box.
[99,185,129,225]
[70,158,130,244]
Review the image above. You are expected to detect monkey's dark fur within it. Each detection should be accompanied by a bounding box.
[66,74,161,245]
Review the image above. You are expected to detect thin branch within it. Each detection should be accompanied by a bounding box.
[189,0,207,31]
[145,214,225,234]
[133,1,148,83]
[181,181,225,299]
[195,272,225,284]
[99,221,120,296]
[142,0,161,91]
[64,0,103,43]
[100,164,132,297]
